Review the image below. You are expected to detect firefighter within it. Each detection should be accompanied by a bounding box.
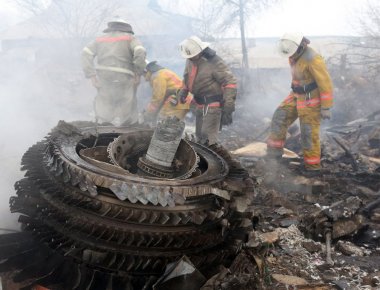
[175,36,237,145]
[81,17,146,126]
[143,61,191,123]
[266,33,334,172]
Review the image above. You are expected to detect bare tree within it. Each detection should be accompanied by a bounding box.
[205,0,279,70]
[332,0,380,78]
[159,0,278,70]
[193,1,220,40]
[14,0,49,15]
[189,0,279,98]
[324,0,380,122]
[14,0,120,39]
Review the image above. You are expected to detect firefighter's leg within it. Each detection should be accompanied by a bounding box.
[299,109,321,170]
[195,107,204,142]
[114,78,138,125]
[196,106,222,145]
[266,95,298,158]
[95,82,114,124]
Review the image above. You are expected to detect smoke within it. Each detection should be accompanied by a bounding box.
[0,0,193,232]
[0,1,377,233]
[0,40,94,231]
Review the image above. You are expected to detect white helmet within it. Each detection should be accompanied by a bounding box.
[107,16,129,26]
[277,33,303,57]
[179,36,210,59]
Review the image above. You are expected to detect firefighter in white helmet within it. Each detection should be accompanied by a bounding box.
[81,17,146,126]
[176,36,237,145]
[266,33,334,174]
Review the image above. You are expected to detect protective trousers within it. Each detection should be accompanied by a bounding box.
[195,106,222,145]
[95,71,138,126]
[267,94,322,170]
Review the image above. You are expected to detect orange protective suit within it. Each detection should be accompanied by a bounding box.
[267,46,334,169]
[145,68,191,120]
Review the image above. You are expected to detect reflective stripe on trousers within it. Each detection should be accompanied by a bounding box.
[267,93,322,169]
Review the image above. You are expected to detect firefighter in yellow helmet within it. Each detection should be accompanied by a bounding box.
[266,33,334,173]
[143,61,191,123]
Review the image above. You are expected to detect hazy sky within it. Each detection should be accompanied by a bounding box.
[159,0,364,37]
[0,0,20,30]
[0,0,366,36]
[253,0,363,37]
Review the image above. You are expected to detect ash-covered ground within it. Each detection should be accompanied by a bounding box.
[203,109,380,289]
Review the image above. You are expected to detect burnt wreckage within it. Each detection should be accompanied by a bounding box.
[0,118,254,289]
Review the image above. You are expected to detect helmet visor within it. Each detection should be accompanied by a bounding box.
[179,40,202,59]
[277,39,299,57]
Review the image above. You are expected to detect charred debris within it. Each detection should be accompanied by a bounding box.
[0,111,380,290]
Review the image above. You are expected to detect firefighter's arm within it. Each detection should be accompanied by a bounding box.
[130,38,147,76]
[309,55,334,109]
[146,76,167,113]
[212,59,237,110]
[181,60,190,92]
[81,42,97,79]
[176,62,190,103]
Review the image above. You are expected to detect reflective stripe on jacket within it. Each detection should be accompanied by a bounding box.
[81,31,146,79]
[181,54,237,107]
[290,47,334,109]
[147,69,191,114]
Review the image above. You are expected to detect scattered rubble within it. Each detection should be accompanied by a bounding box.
[214,110,380,289]
[0,109,379,289]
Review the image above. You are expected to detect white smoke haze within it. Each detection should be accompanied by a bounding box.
[0,0,378,232]
[0,44,94,231]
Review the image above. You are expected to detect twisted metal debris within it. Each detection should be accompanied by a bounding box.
[0,121,254,289]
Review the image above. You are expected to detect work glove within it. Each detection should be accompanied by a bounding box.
[321,108,332,120]
[221,104,235,126]
[176,89,188,104]
[169,95,178,107]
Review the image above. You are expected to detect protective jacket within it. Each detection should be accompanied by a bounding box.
[82,31,146,78]
[267,46,334,170]
[290,46,333,110]
[180,49,237,108]
[81,31,146,125]
[146,69,191,120]
[178,49,237,145]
